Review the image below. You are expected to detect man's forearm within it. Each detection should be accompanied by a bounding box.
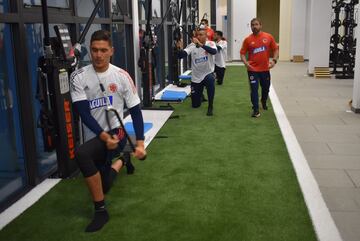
[273,49,279,61]
[240,54,248,65]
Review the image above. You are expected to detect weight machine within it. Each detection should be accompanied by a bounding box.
[139,0,199,108]
[330,0,359,79]
[37,0,106,177]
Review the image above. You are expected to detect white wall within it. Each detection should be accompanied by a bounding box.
[199,0,211,24]
[228,0,256,60]
[279,0,292,61]
[216,0,227,31]
[308,0,332,74]
[304,0,311,59]
[291,0,307,58]
[353,22,360,112]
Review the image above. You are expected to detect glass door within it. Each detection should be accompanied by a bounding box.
[0,24,28,209]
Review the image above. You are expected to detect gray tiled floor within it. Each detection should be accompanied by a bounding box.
[271,62,360,241]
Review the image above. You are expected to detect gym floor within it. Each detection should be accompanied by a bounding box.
[0,66,316,241]
[1,63,359,240]
[272,62,360,241]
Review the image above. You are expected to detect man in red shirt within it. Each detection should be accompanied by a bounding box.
[200,19,214,41]
[240,18,279,117]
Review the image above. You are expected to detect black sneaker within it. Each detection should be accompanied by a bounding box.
[261,100,268,110]
[207,106,213,116]
[251,110,260,118]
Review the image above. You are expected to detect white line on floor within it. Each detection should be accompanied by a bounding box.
[269,85,343,241]
[0,178,61,230]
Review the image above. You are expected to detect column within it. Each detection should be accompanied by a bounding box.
[132,0,141,94]
[352,21,360,113]
[279,0,293,61]
[307,0,332,74]
[291,0,307,59]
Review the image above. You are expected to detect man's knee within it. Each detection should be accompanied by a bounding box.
[75,147,98,178]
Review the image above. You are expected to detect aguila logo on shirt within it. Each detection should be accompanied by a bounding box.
[253,46,266,54]
[89,96,113,110]
[195,56,209,64]
[108,83,118,93]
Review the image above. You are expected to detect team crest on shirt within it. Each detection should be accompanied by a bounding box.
[251,41,255,45]
[250,76,254,80]
[262,38,268,43]
[108,83,118,93]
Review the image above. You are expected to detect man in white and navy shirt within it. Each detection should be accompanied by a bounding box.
[214,31,227,85]
[70,30,146,232]
[177,27,217,116]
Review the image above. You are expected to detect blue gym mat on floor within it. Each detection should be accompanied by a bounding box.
[179,75,191,80]
[161,90,188,101]
[124,122,153,135]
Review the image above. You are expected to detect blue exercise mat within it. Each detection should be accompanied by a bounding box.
[124,122,153,135]
[179,75,191,80]
[161,90,188,101]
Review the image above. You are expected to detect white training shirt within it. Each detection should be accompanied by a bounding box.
[214,40,227,68]
[70,64,140,141]
[184,41,217,83]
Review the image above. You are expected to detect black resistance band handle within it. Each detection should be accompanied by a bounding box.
[106,107,147,161]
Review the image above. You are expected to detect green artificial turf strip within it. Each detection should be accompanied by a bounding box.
[0,66,317,241]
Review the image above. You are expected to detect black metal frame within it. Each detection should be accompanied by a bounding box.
[210,0,216,30]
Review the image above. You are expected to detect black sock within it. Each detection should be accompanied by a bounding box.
[124,158,135,175]
[102,168,118,194]
[85,200,109,232]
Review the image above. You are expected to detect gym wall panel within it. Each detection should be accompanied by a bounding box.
[199,0,211,25]
[228,0,256,61]
[291,0,307,59]
[257,0,280,43]
[215,0,227,32]
[279,0,292,61]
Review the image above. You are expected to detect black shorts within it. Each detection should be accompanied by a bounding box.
[214,65,226,84]
[190,73,215,108]
[75,128,127,177]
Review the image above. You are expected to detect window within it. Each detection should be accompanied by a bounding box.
[111,0,131,18]
[0,24,27,209]
[76,0,105,18]
[23,0,70,8]
[0,0,10,13]
[25,23,59,178]
[112,24,129,69]
[79,24,106,67]
[139,0,162,21]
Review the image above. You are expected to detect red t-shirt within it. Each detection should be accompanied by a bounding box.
[240,32,278,72]
[206,27,214,41]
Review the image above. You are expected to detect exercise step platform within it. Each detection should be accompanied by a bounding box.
[314,67,331,78]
